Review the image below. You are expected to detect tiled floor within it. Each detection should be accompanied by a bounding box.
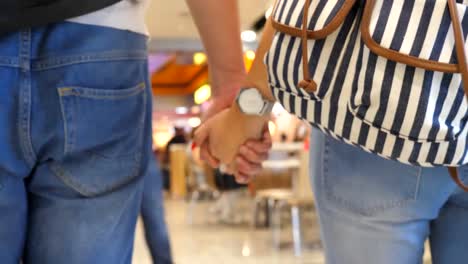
[133,198,432,264]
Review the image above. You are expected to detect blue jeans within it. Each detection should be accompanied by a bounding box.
[141,157,173,263]
[310,128,468,264]
[0,22,153,263]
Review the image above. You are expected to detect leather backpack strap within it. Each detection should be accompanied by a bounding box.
[294,0,468,189]
[447,0,468,191]
[449,167,468,191]
[448,0,468,100]
[298,0,318,93]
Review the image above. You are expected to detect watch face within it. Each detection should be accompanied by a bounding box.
[239,88,264,114]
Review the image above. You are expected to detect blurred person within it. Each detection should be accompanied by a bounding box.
[186,128,210,191]
[165,127,187,151]
[192,1,468,264]
[0,0,270,263]
[161,126,188,190]
[141,153,173,264]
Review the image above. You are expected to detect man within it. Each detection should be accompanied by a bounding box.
[0,0,270,263]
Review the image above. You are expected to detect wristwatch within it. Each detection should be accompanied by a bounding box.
[235,88,274,116]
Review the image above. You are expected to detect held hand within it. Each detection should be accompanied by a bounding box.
[232,126,272,183]
[194,105,268,168]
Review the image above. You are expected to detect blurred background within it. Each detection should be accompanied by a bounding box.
[133,1,429,263]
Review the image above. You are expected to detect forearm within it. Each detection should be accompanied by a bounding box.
[244,18,276,102]
[186,0,246,97]
[226,18,277,128]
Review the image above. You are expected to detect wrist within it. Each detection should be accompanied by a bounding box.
[229,100,269,124]
[228,103,268,141]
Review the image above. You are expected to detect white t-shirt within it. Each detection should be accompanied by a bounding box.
[67,0,150,35]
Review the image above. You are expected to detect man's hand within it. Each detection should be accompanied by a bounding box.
[199,90,272,183]
[194,105,270,182]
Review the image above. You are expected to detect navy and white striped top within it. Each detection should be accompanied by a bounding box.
[267,0,468,167]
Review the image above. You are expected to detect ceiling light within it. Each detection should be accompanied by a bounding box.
[272,102,286,117]
[188,117,201,128]
[193,52,207,65]
[245,50,256,61]
[194,84,212,105]
[191,106,201,114]
[241,30,257,42]
[175,107,189,115]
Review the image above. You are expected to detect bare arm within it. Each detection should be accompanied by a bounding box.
[188,1,277,181]
[187,0,276,101]
[185,0,246,99]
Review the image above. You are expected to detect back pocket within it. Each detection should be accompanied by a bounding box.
[323,136,421,217]
[51,83,147,197]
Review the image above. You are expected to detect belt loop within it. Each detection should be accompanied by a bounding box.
[19,29,31,71]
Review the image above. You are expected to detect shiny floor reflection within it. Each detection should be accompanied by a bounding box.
[133,198,432,264]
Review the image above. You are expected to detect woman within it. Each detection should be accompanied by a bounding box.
[193,1,468,263]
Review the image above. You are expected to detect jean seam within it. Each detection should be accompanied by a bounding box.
[414,167,422,200]
[18,29,37,168]
[32,51,147,71]
[58,82,145,100]
[0,56,19,67]
[57,93,72,154]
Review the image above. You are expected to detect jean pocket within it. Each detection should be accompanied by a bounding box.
[51,83,147,197]
[322,136,421,217]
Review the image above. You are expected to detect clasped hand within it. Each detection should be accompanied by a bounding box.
[194,106,271,183]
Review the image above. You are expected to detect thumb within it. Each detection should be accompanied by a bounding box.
[193,122,210,147]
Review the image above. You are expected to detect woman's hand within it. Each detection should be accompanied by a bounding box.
[232,127,272,183]
[194,104,270,182]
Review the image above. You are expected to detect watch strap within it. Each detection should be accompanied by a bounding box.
[259,100,274,116]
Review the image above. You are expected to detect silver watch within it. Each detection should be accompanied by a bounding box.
[235,88,274,116]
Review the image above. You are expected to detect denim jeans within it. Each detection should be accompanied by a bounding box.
[141,157,173,263]
[310,128,468,264]
[0,22,153,263]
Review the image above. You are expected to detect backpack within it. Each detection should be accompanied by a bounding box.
[0,0,121,33]
[267,0,468,188]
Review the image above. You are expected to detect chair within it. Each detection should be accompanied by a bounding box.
[271,196,315,257]
[251,189,294,227]
[250,190,316,257]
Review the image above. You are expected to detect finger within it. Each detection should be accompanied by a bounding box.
[244,140,272,154]
[223,163,235,175]
[238,145,268,164]
[243,127,273,154]
[200,142,220,168]
[193,123,209,147]
[234,172,252,184]
[261,125,273,147]
[236,157,263,176]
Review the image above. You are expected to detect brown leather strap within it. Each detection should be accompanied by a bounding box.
[446,0,468,191]
[271,0,357,40]
[283,0,468,189]
[448,167,468,191]
[297,0,318,93]
[448,0,468,100]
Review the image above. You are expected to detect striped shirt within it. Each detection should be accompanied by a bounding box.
[268,0,468,167]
